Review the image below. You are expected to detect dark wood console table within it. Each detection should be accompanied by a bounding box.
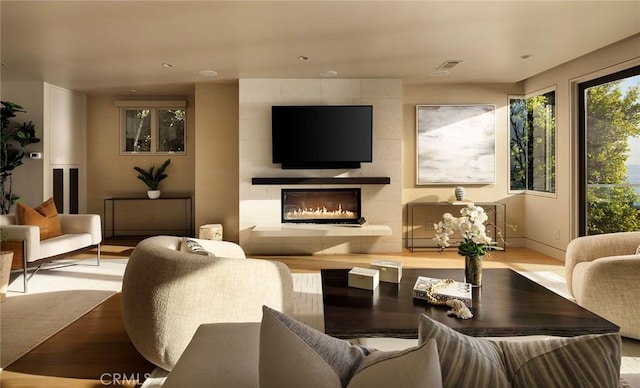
[103,197,193,238]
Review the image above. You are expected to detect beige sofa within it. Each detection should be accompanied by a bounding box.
[0,213,102,292]
[162,308,630,388]
[121,235,294,371]
[565,231,640,340]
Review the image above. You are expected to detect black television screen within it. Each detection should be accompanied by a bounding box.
[272,105,373,169]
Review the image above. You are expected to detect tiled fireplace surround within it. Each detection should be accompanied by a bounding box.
[239,79,403,255]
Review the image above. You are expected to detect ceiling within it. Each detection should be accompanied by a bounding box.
[2,1,639,95]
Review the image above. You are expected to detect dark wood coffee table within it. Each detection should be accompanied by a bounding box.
[321,268,619,339]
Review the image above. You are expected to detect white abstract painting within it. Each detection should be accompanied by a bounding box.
[416,105,495,184]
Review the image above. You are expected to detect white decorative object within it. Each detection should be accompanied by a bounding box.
[348,267,379,290]
[455,186,465,201]
[147,190,161,199]
[199,224,223,241]
[413,276,472,308]
[370,260,402,283]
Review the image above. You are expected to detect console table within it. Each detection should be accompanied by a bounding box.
[104,197,193,238]
[407,201,506,251]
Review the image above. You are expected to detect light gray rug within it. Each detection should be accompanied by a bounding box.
[0,289,116,368]
[6,258,127,295]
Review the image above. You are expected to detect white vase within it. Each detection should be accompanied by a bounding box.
[455,186,465,201]
[147,190,161,199]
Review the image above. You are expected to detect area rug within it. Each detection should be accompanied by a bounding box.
[0,289,116,368]
[6,258,127,295]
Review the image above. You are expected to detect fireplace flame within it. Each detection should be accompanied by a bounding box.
[285,204,355,219]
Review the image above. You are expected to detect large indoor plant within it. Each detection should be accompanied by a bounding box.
[134,159,171,199]
[0,101,41,214]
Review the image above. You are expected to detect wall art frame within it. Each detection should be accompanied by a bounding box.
[416,104,496,185]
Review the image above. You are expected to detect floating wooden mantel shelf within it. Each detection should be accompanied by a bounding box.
[251,177,391,185]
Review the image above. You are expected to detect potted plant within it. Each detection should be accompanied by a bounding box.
[134,159,171,199]
[0,101,41,214]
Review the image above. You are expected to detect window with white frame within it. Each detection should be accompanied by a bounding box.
[117,100,186,154]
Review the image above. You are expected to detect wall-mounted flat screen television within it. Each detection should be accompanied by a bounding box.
[272,105,373,169]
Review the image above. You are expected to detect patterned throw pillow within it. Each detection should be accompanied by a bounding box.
[180,237,215,257]
[259,306,442,388]
[418,313,621,388]
[16,198,62,240]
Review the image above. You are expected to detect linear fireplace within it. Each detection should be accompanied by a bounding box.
[281,188,361,224]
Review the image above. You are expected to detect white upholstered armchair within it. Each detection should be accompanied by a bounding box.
[121,235,294,371]
[565,231,640,340]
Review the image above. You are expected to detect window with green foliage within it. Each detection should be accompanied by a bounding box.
[121,107,185,154]
[509,89,556,193]
[579,66,640,236]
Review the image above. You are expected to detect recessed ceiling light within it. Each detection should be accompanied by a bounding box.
[521,54,533,59]
[198,70,218,77]
[319,70,338,78]
[162,63,174,68]
[298,56,309,61]
[130,89,138,92]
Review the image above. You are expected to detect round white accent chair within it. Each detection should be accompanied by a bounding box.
[121,235,294,371]
[565,231,640,340]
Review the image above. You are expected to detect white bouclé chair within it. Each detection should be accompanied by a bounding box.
[565,231,640,340]
[121,235,294,371]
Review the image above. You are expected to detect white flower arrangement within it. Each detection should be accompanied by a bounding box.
[434,204,499,257]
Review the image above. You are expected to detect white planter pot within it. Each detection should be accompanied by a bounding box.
[147,190,161,199]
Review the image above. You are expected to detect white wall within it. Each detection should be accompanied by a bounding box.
[44,83,87,213]
[0,81,45,209]
[401,83,526,249]
[238,79,403,254]
[523,35,640,259]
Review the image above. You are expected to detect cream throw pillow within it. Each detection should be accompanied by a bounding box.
[180,237,215,257]
[259,306,442,388]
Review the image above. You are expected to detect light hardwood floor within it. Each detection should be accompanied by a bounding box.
[1,240,637,387]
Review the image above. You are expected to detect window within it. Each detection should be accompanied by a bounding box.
[509,88,556,194]
[578,65,640,235]
[117,100,186,154]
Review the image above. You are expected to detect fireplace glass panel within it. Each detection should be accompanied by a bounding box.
[281,188,361,224]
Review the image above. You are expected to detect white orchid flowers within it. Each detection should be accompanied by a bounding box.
[434,204,495,257]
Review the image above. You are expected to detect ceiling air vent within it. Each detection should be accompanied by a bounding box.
[437,60,463,71]
[431,60,463,77]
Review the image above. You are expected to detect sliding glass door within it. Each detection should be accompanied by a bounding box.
[578,65,640,235]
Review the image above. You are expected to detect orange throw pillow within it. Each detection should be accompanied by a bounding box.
[16,198,63,240]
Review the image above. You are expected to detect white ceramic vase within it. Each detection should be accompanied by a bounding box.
[147,190,161,199]
[455,186,465,201]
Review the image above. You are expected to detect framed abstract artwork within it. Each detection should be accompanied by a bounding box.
[416,104,495,185]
